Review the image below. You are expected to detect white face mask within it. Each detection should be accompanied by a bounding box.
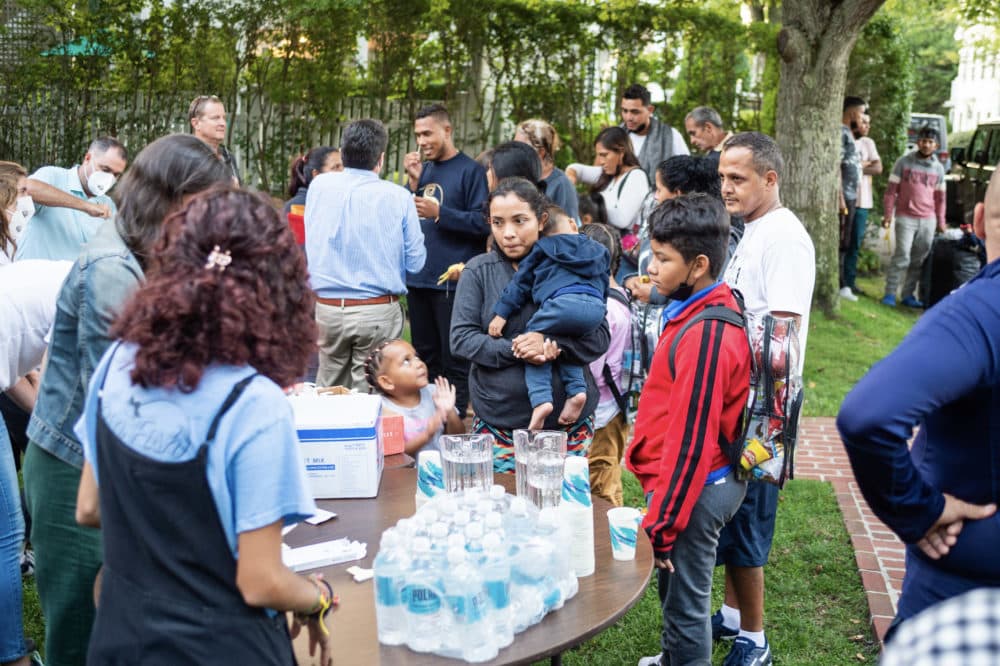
[86,164,116,197]
[7,195,34,242]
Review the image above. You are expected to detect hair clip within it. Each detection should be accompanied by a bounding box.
[204,245,232,272]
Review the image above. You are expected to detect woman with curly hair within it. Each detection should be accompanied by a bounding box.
[22,133,231,665]
[74,187,330,665]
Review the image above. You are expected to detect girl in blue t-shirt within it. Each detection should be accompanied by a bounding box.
[364,338,465,455]
[75,188,335,665]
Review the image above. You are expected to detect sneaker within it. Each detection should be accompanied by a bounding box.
[637,654,663,666]
[20,547,34,577]
[849,284,867,297]
[901,296,924,308]
[712,610,739,641]
[722,637,772,666]
[838,286,858,302]
[881,294,897,307]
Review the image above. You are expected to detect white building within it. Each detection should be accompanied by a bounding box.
[947,24,1000,133]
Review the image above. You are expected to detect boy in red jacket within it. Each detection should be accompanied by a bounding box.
[628,194,751,666]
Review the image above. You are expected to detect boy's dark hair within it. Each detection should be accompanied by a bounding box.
[656,155,722,199]
[492,141,543,186]
[722,132,784,179]
[340,119,387,170]
[843,96,867,112]
[622,83,652,107]
[288,145,337,197]
[649,193,730,279]
[917,126,939,142]
[578,192,608,226]
[580,223,621,277]
[542,204,573,237]
[415,103,451,126]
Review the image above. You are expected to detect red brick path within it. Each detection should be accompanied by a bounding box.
[794,416,904,642]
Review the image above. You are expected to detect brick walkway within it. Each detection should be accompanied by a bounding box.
[794,416,904,642]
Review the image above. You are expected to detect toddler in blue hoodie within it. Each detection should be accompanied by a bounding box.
[489,207,610,429]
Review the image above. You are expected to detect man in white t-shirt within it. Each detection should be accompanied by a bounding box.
[712,132,816,666]
[844,114,882,297]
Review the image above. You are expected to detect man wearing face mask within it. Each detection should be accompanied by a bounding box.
[14,137,127,262]
[305,119,426,391]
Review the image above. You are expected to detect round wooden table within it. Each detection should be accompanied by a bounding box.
[287,467,653,665]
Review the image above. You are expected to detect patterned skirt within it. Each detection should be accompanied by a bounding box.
[470,415,595,474]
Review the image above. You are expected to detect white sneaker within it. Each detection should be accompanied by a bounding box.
[638,654,663,666]
[839,286,858,302]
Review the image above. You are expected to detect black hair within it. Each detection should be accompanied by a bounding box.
[580,223,621,277]
[415,103,451,126]
[721,132,784,180]
[542,204,573,237]
[488,177,548,222]
[656,155,722,199]
[648,193,730,279]
[89,136,128,162]
[287,146,338,197]
[591,126,641,195]
[340,119,387,171]
[113,134,230,268]
[917,126,939,142]
[578,192,608,226]
[363,338,401,394]
[843,96,867,112]
[491,141,543,187]
[622,83,652,107]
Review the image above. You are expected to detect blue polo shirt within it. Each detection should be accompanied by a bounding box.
[15,165,117,261]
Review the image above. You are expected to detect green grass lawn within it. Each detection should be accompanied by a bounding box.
[19,274,917,663]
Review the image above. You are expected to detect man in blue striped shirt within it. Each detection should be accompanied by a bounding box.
[305,119,426,391]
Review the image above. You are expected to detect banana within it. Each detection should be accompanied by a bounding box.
[436,262,465,285]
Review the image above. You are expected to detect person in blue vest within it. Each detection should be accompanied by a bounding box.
[838,165,1000,639]
[403,103,489,418]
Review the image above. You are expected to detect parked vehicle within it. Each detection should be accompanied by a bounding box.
[908,113,950,171]
[947,119,1000,226]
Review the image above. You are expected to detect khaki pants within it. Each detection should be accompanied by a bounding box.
[588,411,628,506]
[315,300,404,391]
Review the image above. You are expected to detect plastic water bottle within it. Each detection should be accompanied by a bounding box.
[484,511,505,539]
[538,506,578,604]
[373,530,410,645]
[429,522,450,556]
[452,508,471,536]
[510,533,549,631]
[465,522,486,565]
[403,537,445,653]
[447,533,467,551]
[475,499,494,519]
[481,532,514,648]
[489,484,509,513]
[444,547,498,663]
[505,496,535,546]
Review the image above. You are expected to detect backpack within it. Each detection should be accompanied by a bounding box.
[601,288,664,424]
[666,293,805,488]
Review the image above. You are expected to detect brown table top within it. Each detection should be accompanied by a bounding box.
[288,467,653,666]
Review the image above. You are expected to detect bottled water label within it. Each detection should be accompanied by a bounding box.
[376,575,401,606]
[486,580,510,610]
[402,584,442,614]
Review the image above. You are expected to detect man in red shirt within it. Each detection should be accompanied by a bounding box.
[628,193,751,666]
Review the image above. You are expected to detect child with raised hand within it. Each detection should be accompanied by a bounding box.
[488,201,610,429]
[364,339,465,455]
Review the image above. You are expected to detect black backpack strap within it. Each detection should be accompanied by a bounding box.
[667,305,745,379]
[602,364,629,417]
[205,373,259,443]
[607,287,630,309]
[616,168,634,200]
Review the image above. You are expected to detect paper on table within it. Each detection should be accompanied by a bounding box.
[282,538,367,572]
[305,508,337,525]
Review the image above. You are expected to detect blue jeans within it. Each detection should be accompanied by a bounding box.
[844,207,869,289]
[0,419,27,662]
[524,293,606,408]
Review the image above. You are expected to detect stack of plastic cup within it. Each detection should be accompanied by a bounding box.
[560,456,595,577]
[415,450,445,510]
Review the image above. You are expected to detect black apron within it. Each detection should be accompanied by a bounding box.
[87,354,295,665]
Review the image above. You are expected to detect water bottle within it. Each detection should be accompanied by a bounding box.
[505,496,536,547]
[465,521,486,565]
[429,522,450,554]
[373,530,410,646]
[436,495,459,520]
[452,508,471,536]
[481,532,514,648]
[475,499,494,519]
[444,547,498,663]
[489,484,509,513]
[510,533,549,631]
[447,533,467,551]
[484,511,504,540]
[538,507,578,604]
[402,537,445,653]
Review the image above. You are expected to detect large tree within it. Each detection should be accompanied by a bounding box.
[775,0,886,315]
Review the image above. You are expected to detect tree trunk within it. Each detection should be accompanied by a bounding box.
[774,0,884,316]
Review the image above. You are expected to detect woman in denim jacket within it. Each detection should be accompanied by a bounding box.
[21,134,230,665]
